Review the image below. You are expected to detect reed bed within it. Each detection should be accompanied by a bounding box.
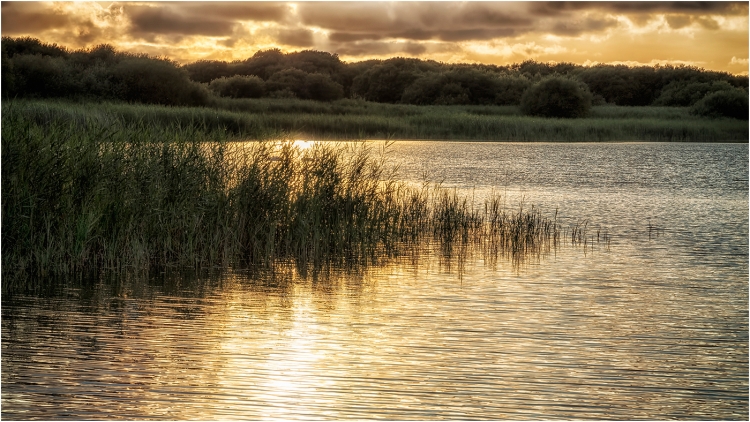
[3,101,606,292]
[11,99,748,142]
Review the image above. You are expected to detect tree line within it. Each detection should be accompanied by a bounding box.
[2,36,748,117]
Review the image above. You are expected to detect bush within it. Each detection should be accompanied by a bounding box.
[691,89,749,120]
[266,68,307,98]
[520,76,592,118]
[654,80,736,107]
[493,75,532,105]
[209,75,265,98]
[303,73,344,102]
[1,36,68,58]
[266,69,344,101]
[183,59,233,83]
[111,58,210,106]
[5,54,78,98]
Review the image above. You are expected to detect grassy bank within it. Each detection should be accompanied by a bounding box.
[3,100,585,293]
[11,98,748,142]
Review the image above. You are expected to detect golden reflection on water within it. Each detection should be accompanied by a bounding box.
[2,142,748,419]
[1,246,748,419]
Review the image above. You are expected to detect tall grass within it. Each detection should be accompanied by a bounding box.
[12,99,748,142]
[2,100,597,293]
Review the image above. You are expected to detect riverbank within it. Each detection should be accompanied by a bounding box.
[3,100,572,291]
[9,98,749,142]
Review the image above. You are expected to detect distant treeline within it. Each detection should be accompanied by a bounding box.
[3,36,748,109]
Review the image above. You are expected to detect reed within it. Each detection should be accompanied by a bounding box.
[2,100,607,292]
[10,98,748,142]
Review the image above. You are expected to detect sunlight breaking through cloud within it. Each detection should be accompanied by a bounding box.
[1,1,747,73]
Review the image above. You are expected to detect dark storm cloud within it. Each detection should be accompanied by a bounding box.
[121,2,292,39]
[276,28,314,47]
[297,2,398,33]
[302,1,746,52]
[125,5,237,37]
[403,43,427,56]
[298,2,535,42]
[454,4,534,27]
[550,17,619,36]
[333,41,394,57]
[1,2,71,34]
[329,32,385,43]
[665,15,693,29]
[529,1,748,15]
[178,2,289,22]
[332,41,429,57]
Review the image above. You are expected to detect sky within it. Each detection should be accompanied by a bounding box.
[2,1,748,75]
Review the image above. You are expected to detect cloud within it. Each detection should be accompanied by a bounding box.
[529,1,748,16]
[275,28,314,47]
[332,40,432,57]
[665,14,694,29]
[551,17,619,36]
[1,2,71,34]
[0,1,746,75]
[176,2,290,22]
[125,5,237,37]
[730,56,749,65]
[119,2,292,39]
[298,2,535,43]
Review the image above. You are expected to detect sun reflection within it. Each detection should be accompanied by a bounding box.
[214,287,330,418]
[293,140,315,150]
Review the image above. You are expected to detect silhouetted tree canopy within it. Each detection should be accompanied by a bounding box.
[654,80,737,106]
[520,76,592,118]
[691,89,749,120]
[2,36,747,115]
[209,75,265,99]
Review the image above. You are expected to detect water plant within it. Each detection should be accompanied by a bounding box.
[2,100,617,293]
[10,98,750,142]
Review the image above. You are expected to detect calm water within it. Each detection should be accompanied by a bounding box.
[2,142,748,420]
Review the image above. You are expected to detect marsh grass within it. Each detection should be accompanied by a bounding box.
[3,100,615,293]
[13,99,748,142]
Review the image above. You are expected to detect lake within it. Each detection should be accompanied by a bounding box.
[2,142,748,420]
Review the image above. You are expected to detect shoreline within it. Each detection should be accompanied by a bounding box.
[6,98,749,143]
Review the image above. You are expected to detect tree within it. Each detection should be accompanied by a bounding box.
[266,68,308,98]
[209,75,265,98]
[520,76,592,118]
[183,60,233,83]
[691,89,749,120]
[303,73,344,102]
[111,58,210,106]
[654,80,736,106]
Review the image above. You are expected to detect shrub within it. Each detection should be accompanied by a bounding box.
[520,76,592,118]
[111,57,210,106]
[435,82,470,105]
[401,73,442,105]
[303,73,344,102]
[266,69,344,101]
[5,54,78,98]
[183,59,233,83]
[2,52,15,96]
[493,75,532,105]
[351,59,423,103]
[1,36,68,58]
[691,89,749,120]
[209,75,265,98]
[654,80,736,107]
[266,68,308,98]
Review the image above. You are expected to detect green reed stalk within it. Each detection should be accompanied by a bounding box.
[3,100,609,292]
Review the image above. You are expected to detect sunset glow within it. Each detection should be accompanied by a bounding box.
[2,1,748,74]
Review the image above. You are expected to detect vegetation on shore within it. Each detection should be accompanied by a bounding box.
[3,36,748,120]
[4,100,599,293]
[11,98,748,142]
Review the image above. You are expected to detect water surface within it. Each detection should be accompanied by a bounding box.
[3,142,747,419]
